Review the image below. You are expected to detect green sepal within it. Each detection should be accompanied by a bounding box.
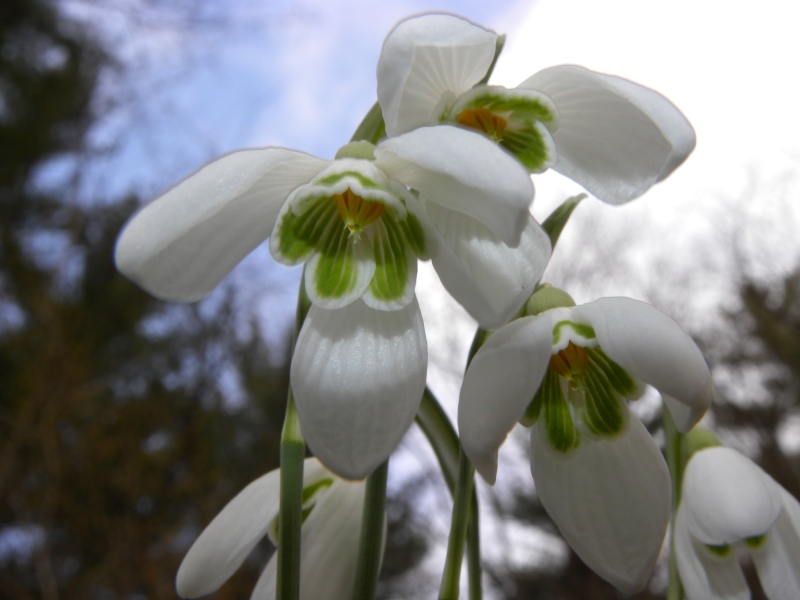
[586,347,637,397]
[582,362,626,437]
[540,369,580,453]
[541,194,586,250]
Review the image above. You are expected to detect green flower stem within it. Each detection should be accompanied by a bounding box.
[352,460,389,600]
[350,101,386,144]
[439,448,475,600]
[416,390,482,600]
[277,274,311,600]
[664,409,684,600]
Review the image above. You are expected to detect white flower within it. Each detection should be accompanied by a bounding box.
[458,294,713,593]
[377,13,696,204]
[176,458,378,600]
[115,126,547,479]
[676,446,800,600]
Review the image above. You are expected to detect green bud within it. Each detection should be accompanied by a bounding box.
[682,427,722,465]
[335,140,376,160]
[526,285,576,316]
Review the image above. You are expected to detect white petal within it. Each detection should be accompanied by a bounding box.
[459,316,552,484]
[574,297,712,432]
[250,478,368,600]
[530,415,671,593]
[520,65,695,204]
[375,126,534,246]
[674,502,750,600]
[291,299,427,480]
[424,200,550,329]
[377,14,497,137]
[751,486,800,600]
[116,148,329,302]
[176,458,329,598]
[682,447,781,545]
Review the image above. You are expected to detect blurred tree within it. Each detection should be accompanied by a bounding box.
[0,1,291,598]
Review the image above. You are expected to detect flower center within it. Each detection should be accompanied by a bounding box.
[549,341,588,390]
[334,188,385,239]
[457,107,508,142]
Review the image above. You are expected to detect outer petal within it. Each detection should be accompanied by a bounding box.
[681,447,781,545]
[530,415,671,593]
[250,478,369,600]
[375,126,534,246]
[459,315,552,484]
[116,148,329,301]
[520,65,695,204]
[674,502,750,600]
[424,201,551,329]
[377,13,497,137]
[176,458,329,598]
[751,486,800,600]
[291,298,427,480]
[574,297,712,432]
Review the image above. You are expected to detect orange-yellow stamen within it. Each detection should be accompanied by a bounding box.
[457,108,508,142]
[334,189,384,239]
[549,342,588,389]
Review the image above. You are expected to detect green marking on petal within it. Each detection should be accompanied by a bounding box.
[582,362,626,437]
[744,534,767,549]
[312,217,360,300]
[552,321,596,347]
[276,197,339,263]
[458,91,556,125]
[586,347,637,397]
[398,211,426,257]
[315,170,382,190]
[520,382,543,427]
[541,369,580,453]
[369,218,409,302]
[302,478,334,505]
[501,121,553,173]
[705,543,732,557]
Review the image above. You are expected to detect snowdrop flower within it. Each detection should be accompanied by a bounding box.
[676,446,800,600]
[459,289,712,593]
[176,458,377,600]
[377,13,696,204]
[115,126,547,479]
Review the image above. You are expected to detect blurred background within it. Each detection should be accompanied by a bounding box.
[2,0,799,598]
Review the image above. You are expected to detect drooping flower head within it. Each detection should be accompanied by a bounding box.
[176,458,378,600]
[676,445,800,600]
[115,125,548,479]
[377,13,696,204]
[458,288,713,593]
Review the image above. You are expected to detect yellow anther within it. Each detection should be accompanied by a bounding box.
[334,189,384,239]
[549,342,588,390]
[457,108,508,142]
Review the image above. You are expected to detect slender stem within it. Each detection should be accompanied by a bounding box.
[416,390,483,599]
[466,498,482,600]
[277,392,304,600]
[352,460,389,600]
[276,274,311,600]
[439,448,475,600]
[664,409,684,600]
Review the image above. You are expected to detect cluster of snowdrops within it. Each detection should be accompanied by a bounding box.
[115,13,800,600]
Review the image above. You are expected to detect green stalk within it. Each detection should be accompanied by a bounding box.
[276,274,311,600]
[664,409,684,600]
[416,390,482,600]
[352,460,389,600]
[439,449,475,600]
